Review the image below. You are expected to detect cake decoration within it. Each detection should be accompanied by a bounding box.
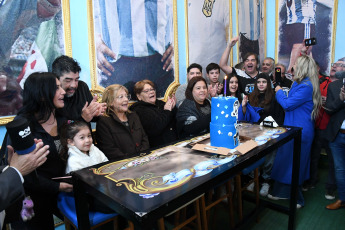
[210,96,239,149]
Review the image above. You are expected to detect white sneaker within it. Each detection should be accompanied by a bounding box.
[246,182,255,192]
[267,194,288,200]
[260,183,270,197]
[296,204,302,209]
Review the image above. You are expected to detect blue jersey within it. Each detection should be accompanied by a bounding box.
[286,0,316,25]
[94,0,173,59]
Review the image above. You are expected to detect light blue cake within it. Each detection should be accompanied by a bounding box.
[210,96,239,149]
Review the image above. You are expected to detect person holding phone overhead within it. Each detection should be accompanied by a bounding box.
[268,55,322,208]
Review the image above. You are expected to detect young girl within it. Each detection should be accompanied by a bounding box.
[60,120,108,174]
[238,73,284,125]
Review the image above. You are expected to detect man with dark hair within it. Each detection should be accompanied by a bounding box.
[206,63,223,97]
[220,36,261,95]
[52,55,106,122]
[175,63,202,107]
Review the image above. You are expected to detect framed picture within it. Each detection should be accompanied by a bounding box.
[237,0,266,64]
[87,0,179,100]
[186,0,232,80]
[275,0,338,74]
[0,0,72,125]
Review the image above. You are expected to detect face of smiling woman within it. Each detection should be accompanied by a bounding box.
[112,89,129,114]
[53,79,66,109]
[229,76,238,96]
[137,84,156,104]
[192,80,208,104]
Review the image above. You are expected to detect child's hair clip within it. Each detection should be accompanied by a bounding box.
[67,120,74,124]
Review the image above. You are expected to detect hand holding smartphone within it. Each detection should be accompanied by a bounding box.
[304,37,317,46]
[274,67,282,87]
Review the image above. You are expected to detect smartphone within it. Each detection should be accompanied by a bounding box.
[343,78,345,88]
[275,67,282,87]
[305,37,317,46]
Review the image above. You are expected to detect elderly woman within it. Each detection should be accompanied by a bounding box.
[96,84,149,161]
[6,72,71,230]
[268,55,322,208]
[130,80,178,147]
[176,76,211,138]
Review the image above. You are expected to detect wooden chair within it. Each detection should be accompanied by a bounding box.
[235,157,266,221]
[157,195,203,230]
[200,179,235,230]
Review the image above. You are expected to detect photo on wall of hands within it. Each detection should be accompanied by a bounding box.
[88,0,179,101]
[0,0,71,125]
[237,0,266,64]
[275,0,338,75]
[186,0,232,80]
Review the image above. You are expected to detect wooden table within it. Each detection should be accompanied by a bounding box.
[72,123,302,229]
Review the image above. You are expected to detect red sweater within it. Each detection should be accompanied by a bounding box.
[315,75,331,130]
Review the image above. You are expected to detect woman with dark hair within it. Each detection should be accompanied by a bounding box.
[14,72,71,229]
[130,80,178,147]
[238,73,285,126]
[176,76,211,138]
[238,73,285,197]
[223,74,242,100]
[96,84,149,161]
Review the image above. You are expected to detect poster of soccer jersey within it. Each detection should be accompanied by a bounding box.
[276,0,337,75]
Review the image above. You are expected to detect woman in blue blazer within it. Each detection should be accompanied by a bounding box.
[268,55,322,208]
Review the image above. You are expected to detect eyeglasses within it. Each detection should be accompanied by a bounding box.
[142,88,156,94]
[331,63,345,68]
[116,94,131,100]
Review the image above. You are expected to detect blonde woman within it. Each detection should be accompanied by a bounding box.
[268,55,321,208]
[96,84,149,161]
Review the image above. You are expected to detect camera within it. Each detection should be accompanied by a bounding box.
[304,37,317,46]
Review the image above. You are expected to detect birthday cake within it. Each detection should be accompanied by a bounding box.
[210,96,240,149]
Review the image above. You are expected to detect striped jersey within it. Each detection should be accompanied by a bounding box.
[94,0,173,59]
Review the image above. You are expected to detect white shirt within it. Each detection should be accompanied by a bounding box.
[65,144,108,174]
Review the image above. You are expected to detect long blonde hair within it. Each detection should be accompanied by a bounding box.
[294,55,321,119]
[102,84,130,116]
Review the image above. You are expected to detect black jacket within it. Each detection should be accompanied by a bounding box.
[96,111,150,161]
[130,100,177,147]
[255,93,285,126]
[58,81,94,121]
[325,79,345,142]
[176,99,211,138]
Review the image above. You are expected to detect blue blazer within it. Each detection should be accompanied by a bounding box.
[271,77,314,185]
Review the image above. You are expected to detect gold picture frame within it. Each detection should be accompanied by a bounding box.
[0,0,72,125]
[87,0,180,102]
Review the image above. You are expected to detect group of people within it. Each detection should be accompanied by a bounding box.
[1,35,345,229]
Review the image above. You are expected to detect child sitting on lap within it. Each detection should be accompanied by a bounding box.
[60,120,108,174]
[60,120,112,213]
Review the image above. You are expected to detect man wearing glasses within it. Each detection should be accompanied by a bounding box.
[304,57,345,200]
[330,60,345,82]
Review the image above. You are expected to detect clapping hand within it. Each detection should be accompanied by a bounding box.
[208,84,217,98]
[217,83,223,94]
[81,96,106,122]
[164,94,176,111]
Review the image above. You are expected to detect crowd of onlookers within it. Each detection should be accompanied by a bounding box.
[1,36,345,229]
